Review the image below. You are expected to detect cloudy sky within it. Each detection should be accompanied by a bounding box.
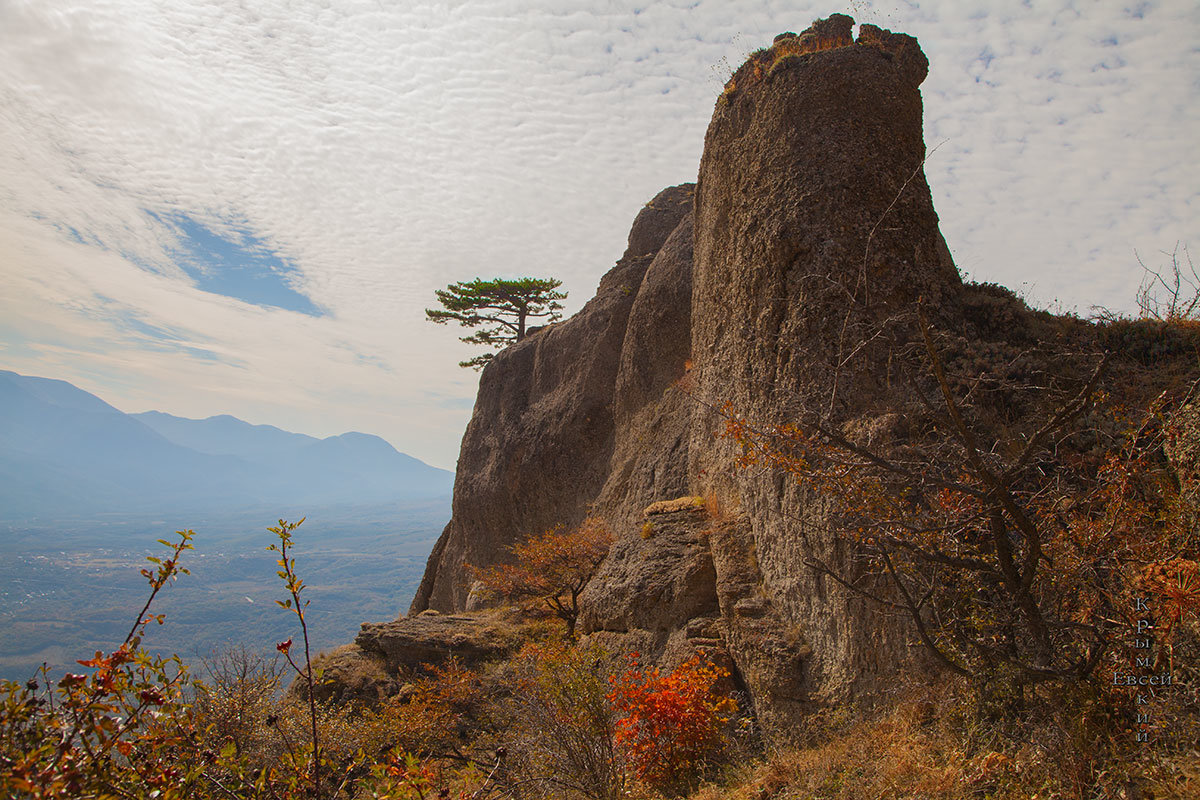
[2,0,1196,471]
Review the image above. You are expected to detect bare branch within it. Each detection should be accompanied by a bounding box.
[879,549,972,677]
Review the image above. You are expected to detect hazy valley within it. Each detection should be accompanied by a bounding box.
[0,369,451,680]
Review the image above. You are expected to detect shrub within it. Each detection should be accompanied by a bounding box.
[471,519,613,638]
[0,531,206,799]
[190,643,286,774]
[506,641,627,800]
[375,658,486,759]
[607,654,735,795]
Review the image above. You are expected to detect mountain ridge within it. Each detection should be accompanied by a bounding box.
[0,370,452,520]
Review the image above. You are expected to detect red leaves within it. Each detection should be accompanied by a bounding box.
[275,638,293,654]
[607,654,734,792]
[1139,558,1200,633]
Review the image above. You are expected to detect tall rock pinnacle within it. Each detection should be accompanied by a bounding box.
[684,15,963,734]
[411,15,965,741]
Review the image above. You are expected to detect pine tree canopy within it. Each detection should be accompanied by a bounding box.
[426,277,567,369]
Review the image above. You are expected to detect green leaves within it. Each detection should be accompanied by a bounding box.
[267,516,323,794]
[426,276,568,370]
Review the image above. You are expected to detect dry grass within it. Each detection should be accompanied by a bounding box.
[644,496,706,516]
[685,676,1200,800]
[485,607,564,650]
[689,695,966,800]
[718,77,737,105]
[766,32,853,76]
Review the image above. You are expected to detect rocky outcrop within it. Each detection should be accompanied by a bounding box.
[402,16,959,741]
[293,611,532,706]
[356,610,519,672]
[411,183,695,612]
[578,501,718,636]
[683,15,963,724]
[292,644,396,706]
[349,12,1200,748]
[389,15,1178,746]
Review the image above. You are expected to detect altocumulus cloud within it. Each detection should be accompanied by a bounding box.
[0,0,1196,469]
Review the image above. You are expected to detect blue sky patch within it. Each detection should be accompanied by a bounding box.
[154,212,322,316]
[91,298,238,365]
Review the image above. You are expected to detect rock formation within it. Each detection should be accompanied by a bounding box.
[410,182,696,613]
[395,15,1184,742]
[404,15,958,740]
[682,13,963,734]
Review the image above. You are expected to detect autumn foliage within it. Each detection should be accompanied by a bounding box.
[377,658,487,760]
[507,641,628,800]
[471,520,613,637]
[717,302,1200,712]
[0,526,490,800]
[607,655,735,794]
[722,384,1193,690]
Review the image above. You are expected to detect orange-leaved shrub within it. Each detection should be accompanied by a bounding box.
[0,531,202,799]
[375,658,487,760]
[607,654,735,795]
[471,519,612,637]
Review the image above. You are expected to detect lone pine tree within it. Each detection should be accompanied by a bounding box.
[426,277,567,369]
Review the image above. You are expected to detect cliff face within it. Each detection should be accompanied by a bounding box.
[411,183,695,613]
[412,15,962,740]
[683,15,963,733]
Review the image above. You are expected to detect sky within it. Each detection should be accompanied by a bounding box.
[1,0,1197,472]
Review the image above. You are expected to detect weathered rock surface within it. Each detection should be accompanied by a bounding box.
[356,610,518,672]
[577,502,718,635]
[411,183,695,612]
[684,16,958,724]
[594,214,697,536]
[402,17,955,741]
[291,644,396,706]
[396,15,1197,743]
[293,611,532,706]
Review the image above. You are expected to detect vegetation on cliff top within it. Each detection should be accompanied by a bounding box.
[425,277,567,370]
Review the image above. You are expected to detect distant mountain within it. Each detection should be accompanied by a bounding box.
[0,370,453,520]
[133,411,317,460]
[134,411,453,505]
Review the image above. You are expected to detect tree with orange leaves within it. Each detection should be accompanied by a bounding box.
[472,520,613,638]
[719,303,1200,708]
